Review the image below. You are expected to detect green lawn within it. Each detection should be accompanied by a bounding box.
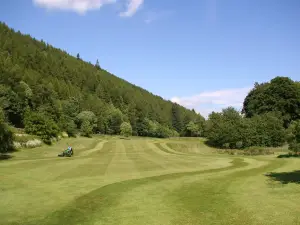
[1,136,300,225]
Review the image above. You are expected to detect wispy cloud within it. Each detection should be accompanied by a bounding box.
[171,87,252,118]
[33,0,144,17]
[119,0,144,17]
[144,10,175,24]
[33,0,115,14]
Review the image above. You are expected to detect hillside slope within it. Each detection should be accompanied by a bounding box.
[0,22,204,137]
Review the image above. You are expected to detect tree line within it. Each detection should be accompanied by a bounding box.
[0,21,300,155]
[205,76,300,153]
[0,21,205,149]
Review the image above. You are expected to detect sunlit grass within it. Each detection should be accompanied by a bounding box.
[1,136,300,225]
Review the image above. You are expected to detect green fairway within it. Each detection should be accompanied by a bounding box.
[1,137,300,225]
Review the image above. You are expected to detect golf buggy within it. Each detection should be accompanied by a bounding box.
[58,146,74,157]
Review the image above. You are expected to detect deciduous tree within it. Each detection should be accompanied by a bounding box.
[120,122,132,137]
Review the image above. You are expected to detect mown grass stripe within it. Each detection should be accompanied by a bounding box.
[153,142,184,155]
[20,158,247,225]
[2,137,299,225]
[167,159,287,225]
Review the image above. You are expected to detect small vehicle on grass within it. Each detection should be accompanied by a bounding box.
[58,146,74,157]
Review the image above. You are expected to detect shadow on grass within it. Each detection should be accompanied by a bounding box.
[0,154,13,161]
[277,153,300,158]
[265,170,300,184]
[204,140,224,151]
[204,140,215,147]
[119,137,131,140]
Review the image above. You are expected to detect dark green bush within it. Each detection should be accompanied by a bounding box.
[236,141,243,149]
[0,108,14,153]
[59,115,77,137]
[205,108,285,149]
[24,111,60,144]
[286,120,300,153]
[80,120,93,137]
[120,122,132,137]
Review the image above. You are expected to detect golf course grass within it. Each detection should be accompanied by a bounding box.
[1,136,300,225]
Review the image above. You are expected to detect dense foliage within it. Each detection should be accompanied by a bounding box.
[24,111,60,144]
[205,107,286,149]
[0,22,204,142]
[2,21,300,153]
[80,120,93,138]
[137,118,180,138]
[286,120,300,153]
[120,122,132,137]
[242,77,300,127]
[0,108,14,153]
[202,76,300,151]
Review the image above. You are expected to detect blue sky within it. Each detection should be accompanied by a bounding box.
[0,0,300,117]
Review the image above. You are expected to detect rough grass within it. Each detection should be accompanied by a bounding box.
[1,136,300,225]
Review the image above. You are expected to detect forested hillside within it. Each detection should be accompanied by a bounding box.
[0,22,204,143]
[1,21,299,154]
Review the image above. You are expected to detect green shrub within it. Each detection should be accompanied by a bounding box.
[64,120,77,137]
[223,143,230,149]
[61,132,69,138]
[76,111,97,130]
[286,120,300,153]
[59,116,77,137]
[0,123,15,153]
[24,111,60,144]
[139,118,179,138]
[120,122,132,137]
[205,108,285,149]
[106,107,124,135]
[80,120,93,137]
[0,108,15,153]
[288,142,300,154]
[236,141,243,149]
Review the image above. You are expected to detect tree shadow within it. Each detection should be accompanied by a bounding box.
[119,137,131,140]
[0,154,13,161]
[277,153,300,158]
[265,170,300,184]
[204,140,217,148]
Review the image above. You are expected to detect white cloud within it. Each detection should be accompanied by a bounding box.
[171,87,252,118]
[33,0,115,14]
[33,0,143,16]
[119,0,144,17]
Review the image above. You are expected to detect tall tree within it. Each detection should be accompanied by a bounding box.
[171,103,183,133]
[243,76,300,127]
[286,120,300,154]
[120,122,132,137]
[95,59,101,70]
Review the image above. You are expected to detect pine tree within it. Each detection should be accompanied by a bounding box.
[95,59,101,70]
[0,22,205,138]
[171,103,183,133]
